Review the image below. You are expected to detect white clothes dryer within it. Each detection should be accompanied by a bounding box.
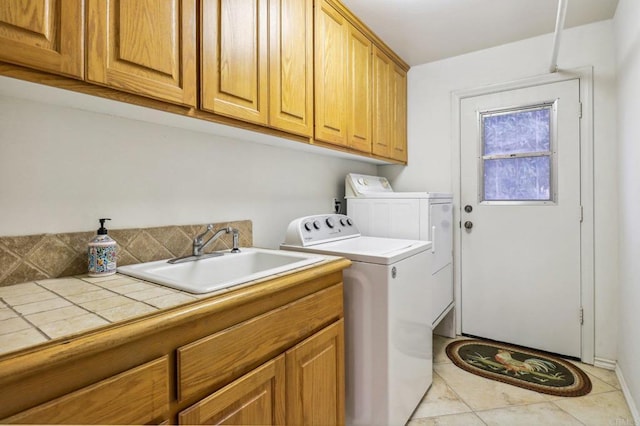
[281,214,432,426]
[345,173,454,329]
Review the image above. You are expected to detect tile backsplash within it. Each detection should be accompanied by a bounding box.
[0,220,252,287]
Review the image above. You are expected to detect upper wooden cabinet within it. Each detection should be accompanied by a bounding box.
[391,64,407,163]
[201,0,313,137]
[315,0,408,161]
[347,25,372,153]
[86,0,197,106]
[372,47,407,162]
[0,0,83,78]
[269,0,314,137]
[314,0,348,145]
[201,0,269,124]
[0,0,407,162]
[372,46,392,158]
[315,0,376,155]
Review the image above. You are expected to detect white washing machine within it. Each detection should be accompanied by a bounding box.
[345,173,454,329]
[281,214,432,426]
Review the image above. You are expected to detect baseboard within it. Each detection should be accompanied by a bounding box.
[616,364,640,425]
[593,357,617,370]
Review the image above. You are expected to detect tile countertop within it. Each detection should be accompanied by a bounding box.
[0,275,201,356]
[0,256,340,357]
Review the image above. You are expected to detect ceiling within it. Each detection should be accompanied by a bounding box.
[340,0,619,66]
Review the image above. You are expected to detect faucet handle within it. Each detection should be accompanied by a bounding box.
[194,224,214,245]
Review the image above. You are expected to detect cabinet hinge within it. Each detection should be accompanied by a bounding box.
[579,205,584,223]
[578,101,583,119]
[580,307,584,325]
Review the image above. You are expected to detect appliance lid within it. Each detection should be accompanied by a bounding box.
[282,236,430,265]
[280,214,431,264]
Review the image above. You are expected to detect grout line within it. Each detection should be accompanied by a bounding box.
[0,295,51,341]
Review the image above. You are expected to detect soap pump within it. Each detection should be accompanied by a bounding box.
[88,218,117,277]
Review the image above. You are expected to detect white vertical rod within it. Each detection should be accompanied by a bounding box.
[549,0,568,73]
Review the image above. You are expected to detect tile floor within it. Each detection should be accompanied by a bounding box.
[408,335,636,426]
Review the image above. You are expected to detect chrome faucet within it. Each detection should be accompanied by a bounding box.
[168,226,240,264]
[193,225,241,256]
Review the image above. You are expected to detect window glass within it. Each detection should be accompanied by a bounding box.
[480,105,554,202]
[484,157,551,201]
[484,109,550,156]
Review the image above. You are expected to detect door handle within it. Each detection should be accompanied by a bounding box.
[464,205,473,213]
[464,221,473,230]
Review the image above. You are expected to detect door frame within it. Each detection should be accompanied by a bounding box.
[451,67,595,363]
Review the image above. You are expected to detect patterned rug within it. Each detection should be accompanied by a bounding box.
[446,339,592,397]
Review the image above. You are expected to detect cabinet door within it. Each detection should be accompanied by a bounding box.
[4,357,169,425]
[391,64,407,162]
[372,46,392,158]
[347,25,372,153]
[179,355,286,425]
[286,320,345,426]
[0,0,83,78]
[86,0,197,106]
[201,0,268,124]
[269,0,313,137]
[314,0,348,146]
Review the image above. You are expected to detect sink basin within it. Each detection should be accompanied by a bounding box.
[116,248,325,294]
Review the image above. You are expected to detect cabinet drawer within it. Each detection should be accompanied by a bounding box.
[4,356,169,424]
[177,283,343,402]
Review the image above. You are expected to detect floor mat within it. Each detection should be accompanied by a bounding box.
[446,339,592,397]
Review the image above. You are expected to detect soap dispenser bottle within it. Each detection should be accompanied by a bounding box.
[88,218,117,277]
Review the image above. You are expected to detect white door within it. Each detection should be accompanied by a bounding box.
[460,79,582,358]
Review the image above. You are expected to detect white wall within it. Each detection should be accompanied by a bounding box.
[613,0,640,417]
[0,86,376,248]
[379,21,619,361]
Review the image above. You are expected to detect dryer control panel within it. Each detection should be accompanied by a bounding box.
[282,214,360,246]
[345,173,394,197]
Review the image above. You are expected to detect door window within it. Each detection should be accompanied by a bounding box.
[480,103,556,203]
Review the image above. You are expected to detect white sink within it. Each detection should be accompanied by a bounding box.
[116,248,325,294]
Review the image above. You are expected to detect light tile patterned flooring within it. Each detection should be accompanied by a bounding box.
[408,335,635,426]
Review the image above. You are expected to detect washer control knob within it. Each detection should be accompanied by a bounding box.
[313,220,321,230]
[347,218,353,226]
[326,218,335,228]
[339,218,347,226]
[303,222,313,232]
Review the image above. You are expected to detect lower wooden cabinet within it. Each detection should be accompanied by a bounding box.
[179,320,344,426]
[4,357,170,425]
[179,355,286,425]
[286,320,345,426]
[0,262,349,425]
